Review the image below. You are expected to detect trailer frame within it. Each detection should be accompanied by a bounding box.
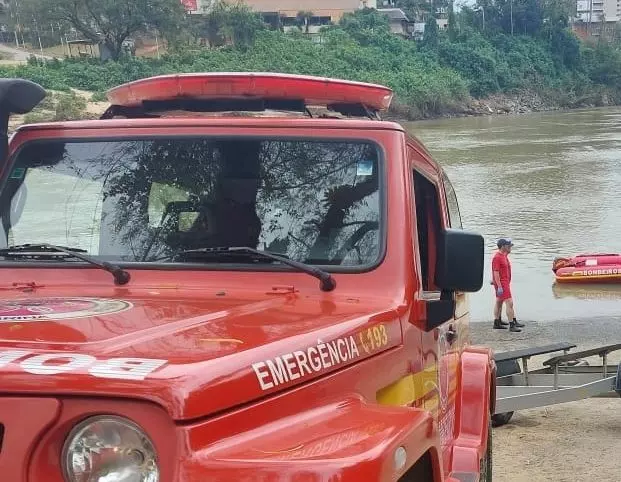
[492,342,621,426]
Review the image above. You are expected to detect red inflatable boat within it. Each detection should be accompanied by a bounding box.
[552,253,621,283]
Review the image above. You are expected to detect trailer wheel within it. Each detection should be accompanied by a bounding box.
[491,411,514,427]
[479,416,493,482]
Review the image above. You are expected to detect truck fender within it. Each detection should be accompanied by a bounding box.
[181,395,442,481]
[450,347,494,476]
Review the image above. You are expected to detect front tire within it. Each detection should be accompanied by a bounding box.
[492,411,514,427]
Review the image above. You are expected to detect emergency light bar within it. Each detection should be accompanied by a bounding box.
[106,72,394,113]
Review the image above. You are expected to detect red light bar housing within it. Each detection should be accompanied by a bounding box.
[105,72,394,116]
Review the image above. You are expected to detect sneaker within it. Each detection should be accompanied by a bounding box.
[509,322,522,333]
[493,319,508,330]
[512,319,525,328]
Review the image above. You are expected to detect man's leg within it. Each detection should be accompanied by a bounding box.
[493,299,508,329]
[504,299,524,331]
[505,298,515,319]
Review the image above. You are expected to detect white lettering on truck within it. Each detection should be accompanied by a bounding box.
[0,349,167,380]
[252,335,361,391]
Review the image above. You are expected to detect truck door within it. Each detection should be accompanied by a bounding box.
[411,162,462,474]
[440,170,469,327]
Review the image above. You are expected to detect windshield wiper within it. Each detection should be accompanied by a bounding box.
[0,243,130,286]
[178,246,336,292]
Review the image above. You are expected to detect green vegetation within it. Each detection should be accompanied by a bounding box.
[0,0,620,119]
[22,91,90,124]
[18,0,185,60]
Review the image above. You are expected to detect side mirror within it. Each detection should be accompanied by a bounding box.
[425,229,484,331]
[435,228,485,292]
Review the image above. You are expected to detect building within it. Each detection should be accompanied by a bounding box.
[183,0,378,27]
[573,0,620,41]
[180,0,455,41]
[575,0,620,23]
[376,8,412,37]
[181,0,202,13]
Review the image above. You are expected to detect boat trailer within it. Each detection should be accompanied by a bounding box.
[493,342,621,426]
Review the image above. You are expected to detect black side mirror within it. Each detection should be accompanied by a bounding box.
[425,229,484,331]
[435,228,485,292]
[0,79,46,167]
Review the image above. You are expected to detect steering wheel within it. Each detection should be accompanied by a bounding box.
[331,221,379,264]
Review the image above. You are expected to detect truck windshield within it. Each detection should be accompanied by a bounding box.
[0,137,382,268]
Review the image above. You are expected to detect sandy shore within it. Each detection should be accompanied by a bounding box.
[470,317,621,481]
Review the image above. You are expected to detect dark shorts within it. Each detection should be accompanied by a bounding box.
[494,283,512,301]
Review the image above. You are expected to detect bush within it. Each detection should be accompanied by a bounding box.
[22,91,90,124]
[91,91,109,102]
[54,91,88,121]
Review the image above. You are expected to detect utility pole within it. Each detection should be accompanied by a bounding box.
[8,0,19,47]
[33,17,43,55]
[510,0,514,35]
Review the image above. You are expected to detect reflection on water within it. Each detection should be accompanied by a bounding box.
[552,284,621,302]
[407,107,621,322]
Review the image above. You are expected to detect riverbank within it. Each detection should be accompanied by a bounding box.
[471,317,621,482]
[388,86,621,121]
[9,85,620,134]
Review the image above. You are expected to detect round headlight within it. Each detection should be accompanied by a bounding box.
[62,415,159,482]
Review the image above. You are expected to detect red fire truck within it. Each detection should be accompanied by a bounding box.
[0,73,494,482]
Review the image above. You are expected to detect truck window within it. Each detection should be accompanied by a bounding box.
[442,172,462,229]
[413,170,443,292]
[0,137,382,269]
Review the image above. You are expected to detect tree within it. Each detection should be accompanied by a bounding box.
[422,16,439,49]
[296,11,314,34]
[195,1,266,49]
[447,1,458,41]
[338,8,391,46]
[395,0,434,22]
[20,0,186,60]
[339,8,391,34]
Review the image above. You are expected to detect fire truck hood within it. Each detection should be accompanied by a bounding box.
[0,293,401,420]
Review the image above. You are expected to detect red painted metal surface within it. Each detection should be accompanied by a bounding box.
[0,398,61,481]
[105,72,395,111]
[0,75,492,481]
[181,396,437,480]
[180,0,198,12]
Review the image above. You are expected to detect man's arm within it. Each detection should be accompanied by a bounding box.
[492,255,503,291]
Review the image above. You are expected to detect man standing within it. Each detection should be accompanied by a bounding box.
[492,237,524,332]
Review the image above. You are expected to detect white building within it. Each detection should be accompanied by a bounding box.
[576,0,620,23]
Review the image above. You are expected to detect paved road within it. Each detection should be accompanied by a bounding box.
[0,42,54,61]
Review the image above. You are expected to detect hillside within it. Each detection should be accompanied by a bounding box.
[1,9,620,122]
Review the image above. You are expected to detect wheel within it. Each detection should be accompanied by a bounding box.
[479,416,493,482]
[491,411,514,427]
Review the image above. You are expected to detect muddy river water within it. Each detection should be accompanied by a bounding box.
[406,106,621,323]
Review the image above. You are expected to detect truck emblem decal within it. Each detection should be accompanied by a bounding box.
[0,297,133,322]
[252,324,389,391]
[0,349,167,380]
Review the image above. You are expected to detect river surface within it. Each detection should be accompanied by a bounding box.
[406,106,621,323]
